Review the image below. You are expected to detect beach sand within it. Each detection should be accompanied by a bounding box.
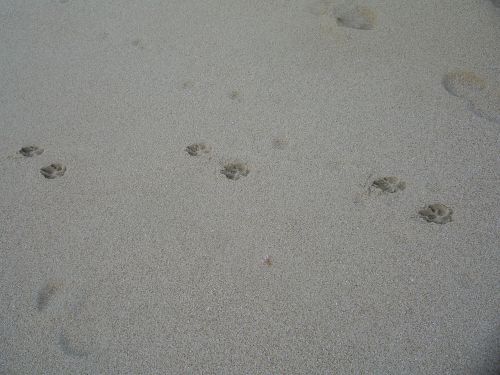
[0,0,499,373]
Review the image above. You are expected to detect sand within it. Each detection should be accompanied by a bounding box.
[0,0,499,374]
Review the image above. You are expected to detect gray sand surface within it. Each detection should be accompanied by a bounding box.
[1,0,499,374]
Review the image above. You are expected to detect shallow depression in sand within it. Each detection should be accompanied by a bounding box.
[442,71,487,99]
[442,71,500,124]
[40,163,66,179]
[419,203,453,224]
[19,145,44,157]
[334,6,377,30]
[221,161,250,180]
[371,176,406,193]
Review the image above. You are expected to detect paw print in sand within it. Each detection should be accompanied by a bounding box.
[221,161,250,180]
[185,143,212,157]
[40,163,66,179]
[419,203,453,224]
[19,145,44,157]
[372,176,406,193]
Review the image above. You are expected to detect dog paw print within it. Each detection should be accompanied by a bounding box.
[271,137,289,150]
[19,145,44,157]
[185,143,212,156]
[40,163,66,179]
[221,161,250,180]
[418,203,453,224]
[371,176,406,193]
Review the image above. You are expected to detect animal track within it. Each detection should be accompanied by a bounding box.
[19,145,44,157]
[229,90,242,103]
[419,203,453,224]
[271,138,289,150]
[443,70,500,124]
[40,163,66,179]
[37,281,62,311]
[371,176,406,193]
[308,2,377,31]
[335,6,377,30]
[185,143,212,156]
[221,161,250,180]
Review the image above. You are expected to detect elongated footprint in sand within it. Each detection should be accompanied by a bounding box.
[37,281,63,312]
[57,290,105,358]
[442,71,500,124]
[37,282,95,357]
[57,329,93,358]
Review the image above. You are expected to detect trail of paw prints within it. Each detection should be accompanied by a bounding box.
[418,203,453,224]
[1,145,67,179]
[442,71,500,124]
[354,175,454,225]
[184,142,252,181]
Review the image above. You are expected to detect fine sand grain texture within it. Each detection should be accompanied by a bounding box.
[1,0,499,374]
